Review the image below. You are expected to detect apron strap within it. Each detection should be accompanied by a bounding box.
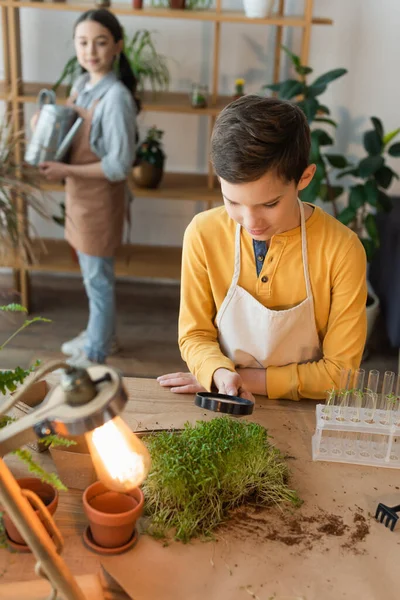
[232,223,242,288]
[298,198,312,298]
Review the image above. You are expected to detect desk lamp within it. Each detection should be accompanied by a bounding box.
[0,360,151,600]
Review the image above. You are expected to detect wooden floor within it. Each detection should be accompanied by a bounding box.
[0,272,186,378]
[0,271,397,379]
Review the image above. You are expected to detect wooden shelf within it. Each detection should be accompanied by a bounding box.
[17,83,233,115]
[40,172,221,202]
[1,238,182,279]
[2,2,333,27]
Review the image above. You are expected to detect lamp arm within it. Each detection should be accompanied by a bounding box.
[0,360,68,418]
[0,391,66,457]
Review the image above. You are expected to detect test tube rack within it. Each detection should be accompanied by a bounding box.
[312,403,400,468]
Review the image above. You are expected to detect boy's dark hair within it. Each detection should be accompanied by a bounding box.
[211,95,310,184]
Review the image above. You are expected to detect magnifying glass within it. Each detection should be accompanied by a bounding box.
[195,392,254,416]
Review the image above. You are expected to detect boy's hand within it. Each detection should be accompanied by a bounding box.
[213,368,255,402]
[157,372,206,394]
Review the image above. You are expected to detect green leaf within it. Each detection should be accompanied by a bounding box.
[310,135,321,163]
[264,79,303,100]
[311,68,348,88]
[358,155,384,178]
[363,130,383,155]
[281,44,302,68]
[337,206,357,225]
[365,180,378,207]
[375,166,395,189]
[321,185,344,202]
[377,190,393,212]
[299,177,321,203]
[383,127,400,147]
[295,65,313,76]
[365,213,379,245]
[324,154,349,168]
[307,83,327,97]
[360,238,377,262]
[349,185,366,210]
[388,142,400,157]
[297,98,319,123]
[337,167,360,180]
[318,105,330,115]
[314,117,337,128]
[311,129,334,146]
[0,303,27,313]
[371,117,384,140]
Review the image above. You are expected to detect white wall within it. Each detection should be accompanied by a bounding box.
[2,0,400,245]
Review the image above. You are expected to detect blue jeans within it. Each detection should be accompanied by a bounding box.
[77,251,115,363]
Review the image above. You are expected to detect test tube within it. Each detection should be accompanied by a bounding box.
[336,368,352,421]
[350,368,365,422]
[364,370,380,424]
[379,371,395,410]
[322,388,336,420]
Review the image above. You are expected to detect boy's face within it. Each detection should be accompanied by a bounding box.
[220,165,316,242]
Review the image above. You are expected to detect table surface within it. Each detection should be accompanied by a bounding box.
[1,377,400,600]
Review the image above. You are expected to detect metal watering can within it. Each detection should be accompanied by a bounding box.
[24,89,83,166]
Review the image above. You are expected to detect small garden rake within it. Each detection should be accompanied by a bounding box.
[375,502,400,531]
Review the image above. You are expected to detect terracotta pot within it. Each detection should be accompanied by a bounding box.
[132,163,164,189]
[83,481,144,549]
[169,0,185,8]
[3,478,58,550]
[133,0,143,7]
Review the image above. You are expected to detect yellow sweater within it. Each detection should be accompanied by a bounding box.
[179,203,367,400]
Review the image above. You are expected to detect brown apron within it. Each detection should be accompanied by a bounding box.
[65,103,126,257]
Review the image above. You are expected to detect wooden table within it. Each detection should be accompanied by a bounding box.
[1,377,400,600]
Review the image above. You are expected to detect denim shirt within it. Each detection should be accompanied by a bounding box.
[72,72,137,182]
[253,240,268,276]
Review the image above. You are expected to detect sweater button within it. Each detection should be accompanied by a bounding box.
[261,276,268,283]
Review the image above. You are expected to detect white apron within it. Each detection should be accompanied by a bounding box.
[216,199,322,369]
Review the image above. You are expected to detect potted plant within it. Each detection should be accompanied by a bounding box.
[263,47,395,343]
[82,480,144,554]
[124,30,170,94]
[142,417,299,542]
[191,83,208,108]
[233,77,245,100]
[2,477,59,552]
[0,304,76,551]
[0,117,51,266]
[132,126,166,189]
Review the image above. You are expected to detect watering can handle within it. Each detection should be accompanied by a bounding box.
[37,88,56,108]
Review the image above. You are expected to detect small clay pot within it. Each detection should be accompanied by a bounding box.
[169,0,185,8]
[83,481,144,550]
[2,478,58,550]
[133,0,143,7]
[132,163,164,189]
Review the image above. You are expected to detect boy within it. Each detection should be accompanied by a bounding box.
[158,95,367,400]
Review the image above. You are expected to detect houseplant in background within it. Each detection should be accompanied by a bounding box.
[132,126,166,189]
[124,30,170,94]
[0,116,51,265]
[263,47,400,342]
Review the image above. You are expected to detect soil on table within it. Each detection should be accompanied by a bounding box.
[220,504,370,554]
